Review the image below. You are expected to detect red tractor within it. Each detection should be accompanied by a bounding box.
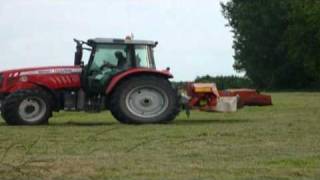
[0,38,180,125]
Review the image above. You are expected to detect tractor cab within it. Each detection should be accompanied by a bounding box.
[74,38,158,94]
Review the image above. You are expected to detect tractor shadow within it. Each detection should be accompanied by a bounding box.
[173,119,252,125]
[49,119,251,126]
[0,121,118,127]
[0,119,251,127]
[51,121,118,126]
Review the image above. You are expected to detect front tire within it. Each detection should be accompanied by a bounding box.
[1,89,53,125]
[109,75,180,124]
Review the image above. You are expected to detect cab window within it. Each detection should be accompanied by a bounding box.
[90,44,131,72]
[135,45,154,68]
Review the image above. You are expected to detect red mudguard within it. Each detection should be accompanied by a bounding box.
[105,68,173,94]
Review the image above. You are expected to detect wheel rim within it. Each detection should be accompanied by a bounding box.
[18,97,47,122]
[125,86,169,119]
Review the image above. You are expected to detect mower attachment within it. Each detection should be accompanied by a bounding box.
[182,83,272,114]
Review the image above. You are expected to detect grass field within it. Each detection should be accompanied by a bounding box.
[0,93,319,180]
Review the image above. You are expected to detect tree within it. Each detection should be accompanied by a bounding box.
[285,0,320,88]
[222,0,320,89]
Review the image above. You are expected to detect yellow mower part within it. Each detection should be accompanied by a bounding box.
[192,83,220,97]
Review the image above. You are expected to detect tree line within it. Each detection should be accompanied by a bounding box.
[172,75,253,91]
[195,75,253,90]
[221,0,320,90]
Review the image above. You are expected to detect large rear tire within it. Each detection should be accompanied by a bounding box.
[1,89,53,125]
[109,75,180,124]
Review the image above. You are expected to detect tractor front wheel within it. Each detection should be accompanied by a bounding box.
[110,76,180,124]
[1,89,53,125]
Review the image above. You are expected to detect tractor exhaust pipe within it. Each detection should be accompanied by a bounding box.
[74,39,83,66]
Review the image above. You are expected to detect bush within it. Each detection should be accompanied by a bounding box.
[195,75,254,90]
[172,75,254,91]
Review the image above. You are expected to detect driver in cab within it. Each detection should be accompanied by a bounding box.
[101,51,129,70]
[91,51,129,91]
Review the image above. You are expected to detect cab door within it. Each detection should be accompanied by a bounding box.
[84,44,132,95]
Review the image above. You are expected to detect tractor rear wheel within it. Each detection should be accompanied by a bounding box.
[109,76,180,124]
[1,89,53,125]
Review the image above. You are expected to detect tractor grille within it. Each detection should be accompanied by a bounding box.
[0,74,3,88]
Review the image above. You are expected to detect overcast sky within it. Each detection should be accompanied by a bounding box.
[0,0,237,81]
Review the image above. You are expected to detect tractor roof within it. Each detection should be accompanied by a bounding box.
[87,38,158,47]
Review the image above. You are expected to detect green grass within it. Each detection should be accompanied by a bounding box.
[0,92,320,180]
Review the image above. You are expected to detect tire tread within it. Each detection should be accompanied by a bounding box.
[1,89,53,125]
[109,75,180,124]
